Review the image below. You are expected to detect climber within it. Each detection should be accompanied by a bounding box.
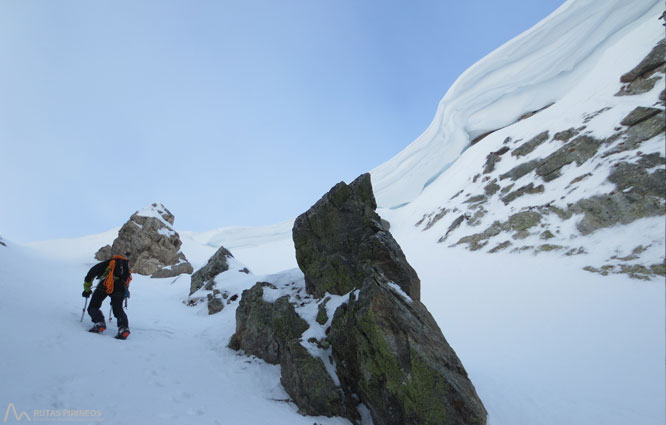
[82,254,132,340]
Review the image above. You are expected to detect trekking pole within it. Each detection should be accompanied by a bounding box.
[109,305,113,323]
[80,297,89,322]
[124,297,128,310]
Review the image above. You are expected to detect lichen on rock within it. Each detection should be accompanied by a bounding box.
[293,173,420,301]
[328,280,487,425]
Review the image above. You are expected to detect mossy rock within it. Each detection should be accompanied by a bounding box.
[488,241,511,253]
[511,131,549,158]
[293,173,420,300]
[500,159,540,181]
[316,297,331,325]
[538,244,563,252]
[228,282,308,364]
[540,230,555,240]
[536,135,602,180]
[328,281,487,425]
[508,211,542,231]
[280,340,347,418]
[484,181,500,196]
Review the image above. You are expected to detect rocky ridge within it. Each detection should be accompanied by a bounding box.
[229,174,486,425]
[414,38,666,281]
[95,203,194,278]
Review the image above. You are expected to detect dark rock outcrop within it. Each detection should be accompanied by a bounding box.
[616,39,666,97]
[501,183,545,205]
[280,340,347,418]
[229,282,308,364]
[189,245,233,295]
[500,159,540,181]
[455,220,508,251]
[328,280,487,425]
[511,131,549,158]
[207,291,225,315]
[438,214,466,243]
[553,127,583,142]
[623,111,666,146]
[574,162,665,235]
[483,146,510,174]
[229,282,348,418]
[293,173,420,301]
[454,209,543,251]
[231,174,486,425]
[620,39,666,83]
[95,203,193,278]
[535,135,602,181]
[620,106,662,127]
[484,180,500,196]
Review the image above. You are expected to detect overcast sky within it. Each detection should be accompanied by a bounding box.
[0,0,563,243]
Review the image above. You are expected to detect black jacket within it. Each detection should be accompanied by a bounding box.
[85,257,131,294]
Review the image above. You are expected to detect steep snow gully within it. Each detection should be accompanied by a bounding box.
[1,0,664,424]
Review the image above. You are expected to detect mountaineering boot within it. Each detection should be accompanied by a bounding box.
[115,327,130,340]
[88,322,106,333]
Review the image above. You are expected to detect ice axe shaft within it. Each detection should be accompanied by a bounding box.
[80,297,89,322]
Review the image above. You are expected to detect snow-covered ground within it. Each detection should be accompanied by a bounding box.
[2,0,664,424]
[180,220,297,274]
[2,215,663,425]
[0,240,349,425]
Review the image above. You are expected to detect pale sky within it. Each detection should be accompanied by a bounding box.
[0,0,563,243]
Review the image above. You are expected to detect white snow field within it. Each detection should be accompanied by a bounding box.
[0,238,349,425]
[1,0,665,424]
[1,213,663,425]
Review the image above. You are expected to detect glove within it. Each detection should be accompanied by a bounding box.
[82,280,92,298]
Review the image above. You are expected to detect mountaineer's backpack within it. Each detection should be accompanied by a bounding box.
[101,255,132,294]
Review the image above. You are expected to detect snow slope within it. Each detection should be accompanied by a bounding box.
[180,220,296,275]
[3,211,663,425]
[0,240,348,425]
[2,0,664,424]
[388,6,666,271]
[371,0,661,209]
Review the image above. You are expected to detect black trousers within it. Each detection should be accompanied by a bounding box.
[88,287,128,329]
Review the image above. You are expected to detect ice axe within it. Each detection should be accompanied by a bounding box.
[80,297,89,322]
